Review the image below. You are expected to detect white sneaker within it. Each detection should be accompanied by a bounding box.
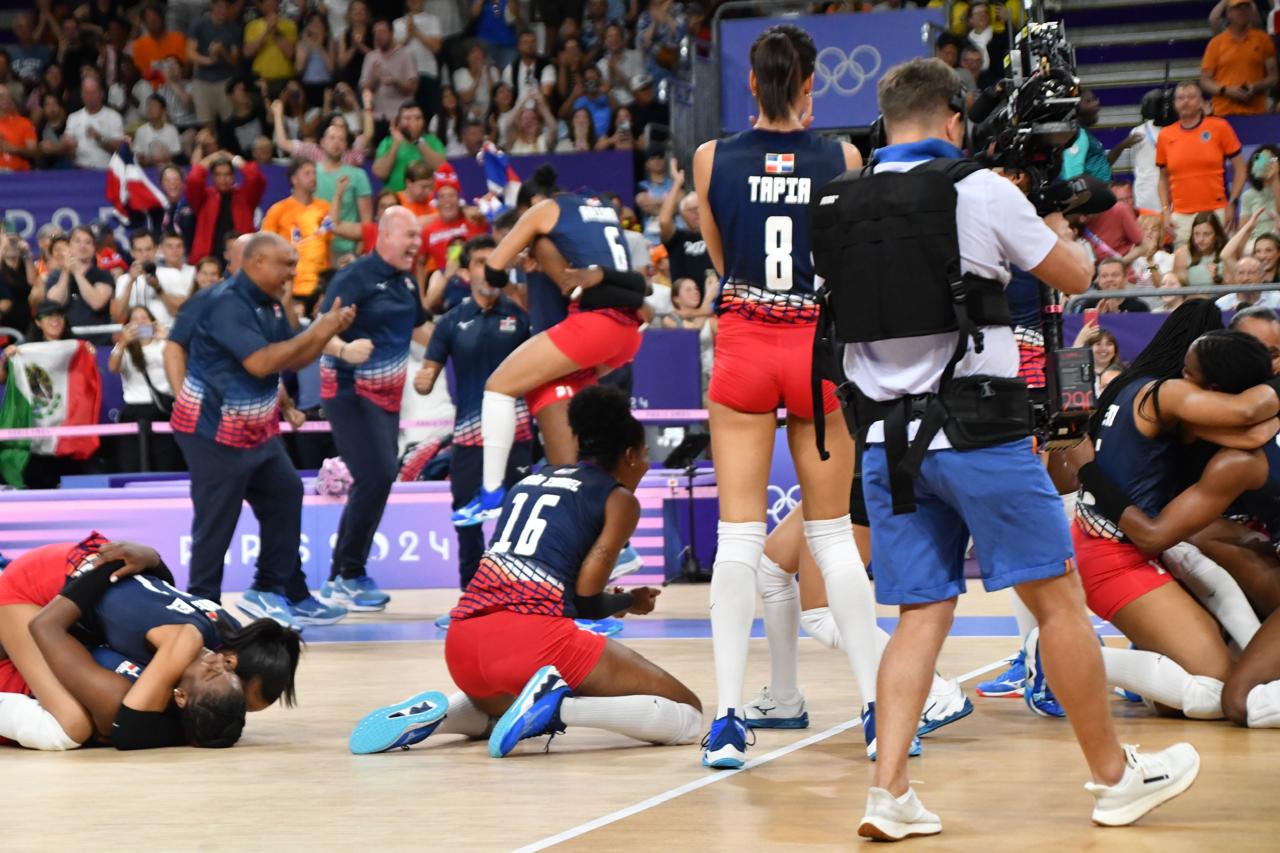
[857,787,942,841]
[917,677,974,737]
[743,686,809,730]
[1085,743,1200,826]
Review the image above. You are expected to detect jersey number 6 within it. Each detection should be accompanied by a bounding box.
[765,216,793,291]
[491,493,562,557]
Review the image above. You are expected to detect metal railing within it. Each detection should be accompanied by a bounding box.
[1063,282,1280,311]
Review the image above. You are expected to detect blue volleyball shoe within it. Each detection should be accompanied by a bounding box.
[434,613,452,631]
[975,650,1027,698]
[1023,627,1066,718]
[452,487,506,527]
[609,544,644,580]
[349,691,450,754]
[917,678,974,737]
[862,702,922,761]
[488,666,571,758]
[575,618,624,637]
[701,709,751,768]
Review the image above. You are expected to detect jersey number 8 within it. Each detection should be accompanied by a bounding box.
[491,493,562,557]
[765,216,793,291]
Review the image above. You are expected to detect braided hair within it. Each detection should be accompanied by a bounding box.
[569,386,644,471]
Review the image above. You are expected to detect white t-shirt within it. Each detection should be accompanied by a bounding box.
[453,65,500,117]
[842,159,1059,450]
[502,59,556,103]
[114,265,191,326]
[394,13,442,78]
[119,339,172,405]
[597,49,644,105]
[1216,289,1280,312]
[1129,121,1160,213]
[134,122,183,161]
[65,106,125,169]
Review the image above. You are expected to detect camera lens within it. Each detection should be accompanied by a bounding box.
[143,261,157,275]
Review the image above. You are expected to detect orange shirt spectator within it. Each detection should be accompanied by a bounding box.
[263,195,332,296]
[0,104,37,171]
[1156,116,1241,214]
[397,192,435,221]
[131,6,190,80]
[1201,0,1278,116]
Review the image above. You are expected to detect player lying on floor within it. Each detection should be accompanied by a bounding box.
[350,387,704,757]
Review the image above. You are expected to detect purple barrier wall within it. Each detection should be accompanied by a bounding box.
[1062,311,1172,366]
[632,328,702,411]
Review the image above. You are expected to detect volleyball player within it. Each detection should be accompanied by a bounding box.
[693,24,880,768]
[349,387,702,756]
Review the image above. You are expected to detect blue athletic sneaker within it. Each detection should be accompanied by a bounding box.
[327,576,390,611]
[434,614,452,631]
[975,650,1027,698]
[609,544,644,580]
[701,709,751,768]
[488,665,571,758]
[349,690,449,754]
[916,678,974,737]
[1022,627,1066,718]
[237,588,302,631]
[452,487,506,527]
[290,595,349,626]
[575,618,624,637]
[862,702,922,761]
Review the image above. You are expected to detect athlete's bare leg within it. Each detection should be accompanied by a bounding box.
[0,604,94,743]
[485,333,585,399]
[578,640,702,709]
[1109,584,1234,682]
[1223,609,1280,724]
[534,401,577,466]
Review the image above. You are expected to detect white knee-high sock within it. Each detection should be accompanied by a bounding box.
[1162,543,1261,648]
[0,693,79,750]
[433,692,494,738]
[559,695,702,744]
[803,515,881,704]
[480,391,517,492]
[757,554,800,700]
[1060,490,1077,522]
[1100,646,1224,719]
[1246,681,1280,727]
[710,521,766,717]
[802,614,949,698]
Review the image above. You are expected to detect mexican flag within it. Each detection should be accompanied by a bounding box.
[0,340,102,487]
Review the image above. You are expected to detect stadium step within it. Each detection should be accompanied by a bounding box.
[1070,20,1213,48]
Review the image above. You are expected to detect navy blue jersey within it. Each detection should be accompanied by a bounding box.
[526,270,568,335]
[425,295,533,445]
[1079,378,1179,539]
[1007,266,1043,330]
[451,463,622,620]
[86,575,232,665]
[92,646,143,682]
[547,193,631,271]
[168,281,228,349]
[319,253,431,412]
[1226,437,1280,534]
[707,129,846,322]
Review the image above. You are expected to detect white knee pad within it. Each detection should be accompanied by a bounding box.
[715,521,767,570]
[757,554,797,602]
[1182,675,1225,720]
[800,607,842,650]
[0,695,80,751]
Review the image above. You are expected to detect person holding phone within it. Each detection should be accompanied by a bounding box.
[109,305,180,473]
[0,228,36,336]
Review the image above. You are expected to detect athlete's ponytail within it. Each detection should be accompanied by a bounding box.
[750,25,814,122]
[517,165,560,210]
[218,618,304,708]
[570,385,645,471]
[1191,330,1273,393]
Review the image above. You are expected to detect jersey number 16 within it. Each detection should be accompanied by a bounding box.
[491,493,562,557]
[765,216,793,291]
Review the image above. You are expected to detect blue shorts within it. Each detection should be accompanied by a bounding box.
[862,439,1073,605]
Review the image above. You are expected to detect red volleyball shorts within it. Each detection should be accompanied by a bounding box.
[1071,521,1174,621]
[0,541,80,698]
[527,311,643,416]
[708,313,838,418]
[444,609,607,698]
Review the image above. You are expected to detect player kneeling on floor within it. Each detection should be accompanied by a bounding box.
[350,387,703,756]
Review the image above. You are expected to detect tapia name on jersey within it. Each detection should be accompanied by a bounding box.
[748,175,812,205]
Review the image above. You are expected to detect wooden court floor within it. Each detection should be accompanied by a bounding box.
[6,588,1280,852]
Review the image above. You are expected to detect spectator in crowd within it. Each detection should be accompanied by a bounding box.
[361,19,418,126]
[959,43,988,91]
[1174,210,1229,286]
[134,95,183,166]
[599,104,637,151]
[1254,233,1280,282]
[64,77,123,170]
[486,81,518,142]
[373,100,445,191]
[309,117,372,263]
[1240,145,1280,242]
[398,160,436,222]
[275,79,322,141]
[245,0,300,96]
[160,230,197,291]
[296,13,337,109]
[471,0,518,71]
[93,223,128,278]
[32,224,114,341]
[192,256,224,292]
[1155,271,1187,312]
[934,32,961,69]
[636,144,673,243]
[554,37,589,110]
[8,13,53,87]
[0,88,38,172]
[457,115,486,157]
[37,93,73,168]
[108,58,154,129]
[659,159,712,290]
[1209,0,1263,31]
[1131,213,1176,289]
[0,230,37,336]
[637,0,686,84]
[628,73,668,142]
[109,304,180,473]
[598,22,644,107]
[506,96,557,154]
[1216,253,1280,311]
[557,106,598,152]
[186,152,267,263]
[1221,208,1280,281]
[156,58,200,140]
[130,4,189,80]
[502,28,556,105]
[24,64,64,128]
[0,52,28,104]
[262,158,333,300]
[580,0,611,62]
[562,65,613,137]
[1072,323,1124,392]
[326,81,375,141]
[1060,89,1110,183]
[55,18,99,97]
[112,229,186,325]
[430,85,465,155]
[188,0,243,125]
[659,276,712,329]
[35,229,67,280]
[1077,257,1152,313]
[217,78,270,158]
[418,165,488,280]
[1201,0,1277,117]
[453,41,501,119]
[1078,194,1149,269]
[962,2,1008,81]
[1157,81,1244,245]
[338,0,374,89]
[137,165,197,249]
[396,0,444,120]
[1109,115,1162,214]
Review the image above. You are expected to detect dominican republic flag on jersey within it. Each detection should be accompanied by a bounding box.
[477,141,522,221]
[764,153,795,174]
[0,340,102,487]
[105,141,166,217]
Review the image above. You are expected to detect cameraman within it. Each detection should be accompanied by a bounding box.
[836,59,1198,840]
[111,229,187,326]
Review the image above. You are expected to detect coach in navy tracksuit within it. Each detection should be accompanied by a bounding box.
[171,232,356,629]
[415,235,532,589]
[317,207,433,611]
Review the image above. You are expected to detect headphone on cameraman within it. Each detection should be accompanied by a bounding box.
[866,85,971,160]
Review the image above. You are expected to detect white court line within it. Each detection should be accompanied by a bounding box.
[512,658,1010,852]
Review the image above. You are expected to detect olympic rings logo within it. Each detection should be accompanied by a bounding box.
[767,484,801,526]
[813,45,883,98]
